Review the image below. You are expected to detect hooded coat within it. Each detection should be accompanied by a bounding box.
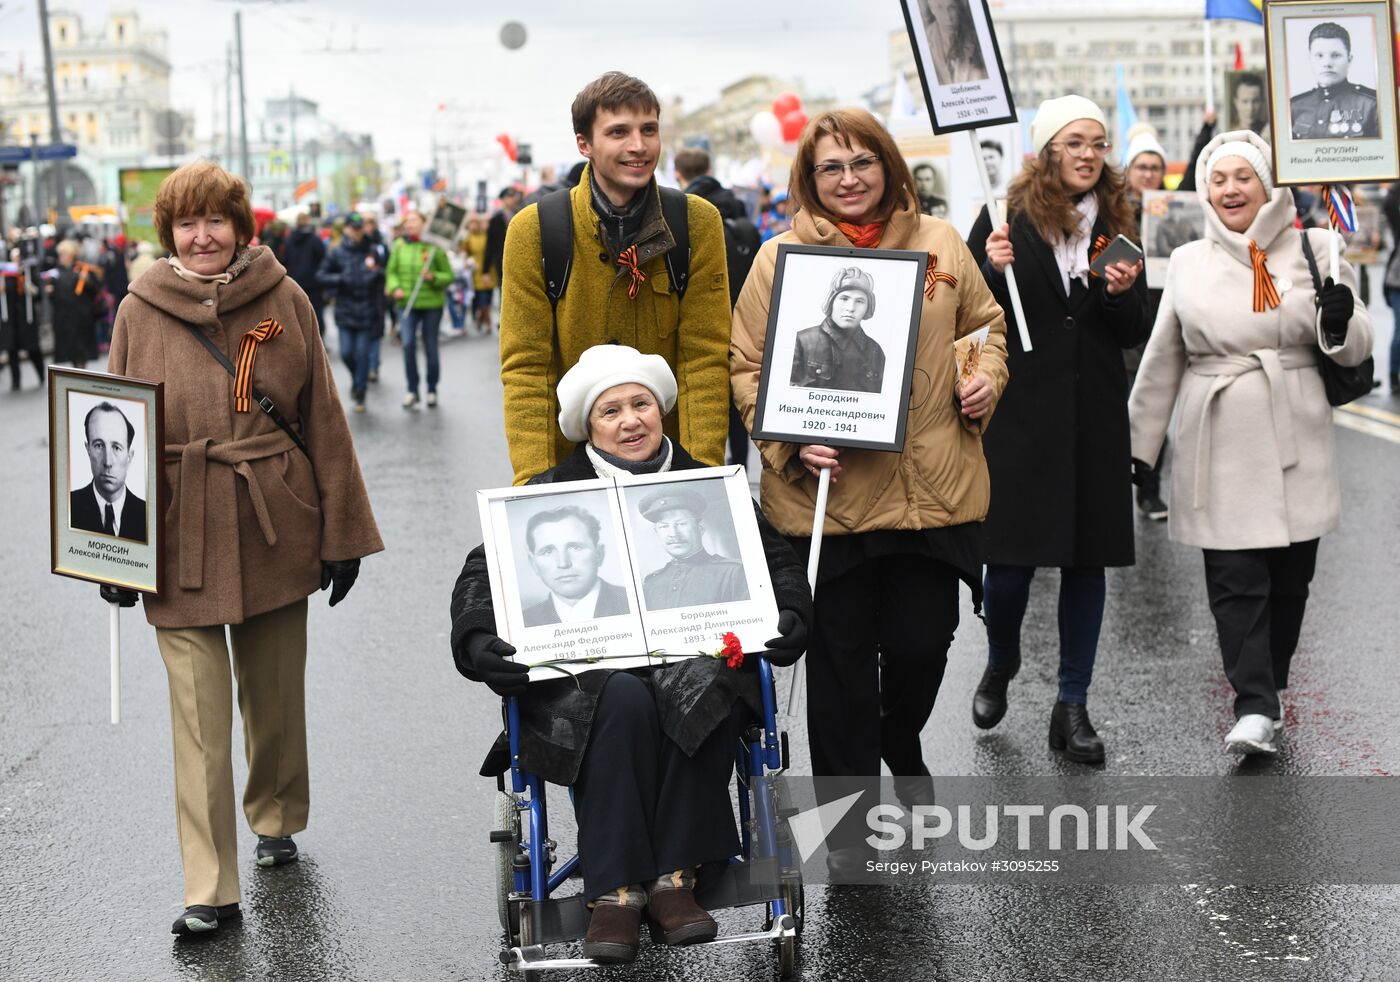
[110,247,384,628]
[1128,130,1373,550]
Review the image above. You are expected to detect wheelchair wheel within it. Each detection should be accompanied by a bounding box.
[492,790,522,934]
[768,881,803,979]
[515,898,544,982]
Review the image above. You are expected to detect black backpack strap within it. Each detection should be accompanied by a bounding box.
[537,187,574,314]
[182,323,310,459]
[659,186,690,299]
[1299,229,1324,307]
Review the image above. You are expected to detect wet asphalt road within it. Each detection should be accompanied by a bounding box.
[2,306,1399,982]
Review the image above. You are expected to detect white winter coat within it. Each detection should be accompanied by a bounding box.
[1128,131,1373,551]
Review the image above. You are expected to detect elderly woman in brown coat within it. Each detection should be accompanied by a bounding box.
[104,161,383,936]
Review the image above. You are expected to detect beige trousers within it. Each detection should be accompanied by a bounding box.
[156,598,310,907]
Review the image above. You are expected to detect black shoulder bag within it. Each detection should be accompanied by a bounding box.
[1299,229,1375,407]
[183,324,311,457]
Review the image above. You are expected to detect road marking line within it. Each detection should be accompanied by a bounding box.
[1336,403,1400,427]
[1334,409,1400,444]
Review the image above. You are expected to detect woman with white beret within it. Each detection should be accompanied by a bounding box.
[448,344,811,963]
[1129,130,1372,755]
[967,94,1149,764]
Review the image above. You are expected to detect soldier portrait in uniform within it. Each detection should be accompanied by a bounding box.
[910,161,950,218]
[510,497,631,628]
[790,266,888,394]
[631,485,750,612]
[1286,18,1380,141]
[917,0,988,85]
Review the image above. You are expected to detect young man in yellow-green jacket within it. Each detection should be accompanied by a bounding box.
[385,210,454,409]
[499,72,731,484]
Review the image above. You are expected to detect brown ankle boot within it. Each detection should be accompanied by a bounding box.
[647,888,718,945]
[581,903,641,964]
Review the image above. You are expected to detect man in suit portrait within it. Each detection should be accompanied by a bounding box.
[639,489,749,611]
[521,504,629,627]
[70,401,147,543]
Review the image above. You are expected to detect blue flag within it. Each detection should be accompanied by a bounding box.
[1206,0,1263,25]
[1116,65,1139,162]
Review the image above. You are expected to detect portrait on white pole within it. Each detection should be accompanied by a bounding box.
[751,244,927,452]
[1264,0,1400,184]
[900,0,1017,133]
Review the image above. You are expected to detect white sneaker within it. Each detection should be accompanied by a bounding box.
[402,392,419,409]
[1225,714,1278,756]
[426,391,438,408]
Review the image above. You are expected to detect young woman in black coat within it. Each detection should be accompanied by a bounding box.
[450,345,811,964]
[966,95,1149,763]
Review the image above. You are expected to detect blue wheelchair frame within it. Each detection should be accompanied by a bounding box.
[497,657,801,975]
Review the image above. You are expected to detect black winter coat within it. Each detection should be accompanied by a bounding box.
[282,227,326,295]
[967,207,1149,568]
[49,266,102,364]
[449,443,812,786]
[1,268,41,352]
[317,238,385,331]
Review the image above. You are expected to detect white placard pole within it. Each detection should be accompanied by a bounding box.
[1203,20,1216,115]
[109,601,122,724]
[786,465,831,714]
[968,129,1032,352]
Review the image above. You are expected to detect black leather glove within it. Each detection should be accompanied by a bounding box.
[99,584,139,607]
[320,559,360,607]
[762,610,808,667]
[1131,458,1153,488]
[1318,277,1354,346]
[453,630,530,697]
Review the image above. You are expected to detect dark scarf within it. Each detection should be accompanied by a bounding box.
[590,170,650,257]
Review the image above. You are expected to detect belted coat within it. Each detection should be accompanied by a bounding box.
[110,247,384,629]
[1129,131,1373,550]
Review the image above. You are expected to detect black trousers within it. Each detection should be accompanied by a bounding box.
[1202,539,1319,720]
[807,554,960,779]
[571,672,741,902]
[4,321,44,388]
[727,404,750,472]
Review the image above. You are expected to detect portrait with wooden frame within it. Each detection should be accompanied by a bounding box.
[1263,0,1400,185]
[49,367,165,594]
[751,244,927,453]
[900,0,1017,133]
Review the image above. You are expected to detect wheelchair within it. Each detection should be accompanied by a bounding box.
[490,657,803,978]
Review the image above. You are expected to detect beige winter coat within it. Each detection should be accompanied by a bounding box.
[111,247,384,628]
[1128,130,1373,550]
[731,197,1009,537]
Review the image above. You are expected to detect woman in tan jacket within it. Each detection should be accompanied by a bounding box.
[731,108,1008,874]
[104,161,383,935]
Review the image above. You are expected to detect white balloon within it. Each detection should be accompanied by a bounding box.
[750,111,784,149]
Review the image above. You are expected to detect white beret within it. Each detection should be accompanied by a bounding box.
[1031,94,1108,156]
[1203,133,1274,197]
[556,344,677,443]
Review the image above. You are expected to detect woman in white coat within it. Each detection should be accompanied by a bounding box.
[1128,130,1373,755]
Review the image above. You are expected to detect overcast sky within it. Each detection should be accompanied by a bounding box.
[1,1,911,182]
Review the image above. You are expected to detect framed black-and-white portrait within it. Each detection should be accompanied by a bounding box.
[1265,0,1400,184]
[752,244,927,452]
[423,199,468,251]
[49,367,164,594]
[1141,190,1208,289]
[908,157,951,219]
[1343,199,1382,263]
[900,0,1016,133]
[476,467,779,679]
[1225,68,1273,140]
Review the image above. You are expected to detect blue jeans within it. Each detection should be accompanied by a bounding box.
[338,326,372,398]
[983,564,1107,705]
[368,336,381,375]
[400,305,442,395]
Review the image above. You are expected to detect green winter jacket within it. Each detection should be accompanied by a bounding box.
[384,239,453,310]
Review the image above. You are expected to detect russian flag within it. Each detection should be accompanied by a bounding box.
[1325,186,1357,233]
[1205,0,1263,25]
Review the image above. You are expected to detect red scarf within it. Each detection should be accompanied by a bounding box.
[836,222,883,248]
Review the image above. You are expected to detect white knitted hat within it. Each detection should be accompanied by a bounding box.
[1030,94,1108,155]
[1124,129,1168,169]
[1204,135,1274,197]
[556,344,677,443]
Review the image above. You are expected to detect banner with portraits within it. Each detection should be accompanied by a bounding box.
[49,368,165,594]
[1264,0,1400,184]
[750,244,928,452]
[900,0,1017,132]
[476,467,780,680]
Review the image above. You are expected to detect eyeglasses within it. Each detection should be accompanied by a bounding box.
[811,155,882,180]
[1130,161,1165,173]
[1050,139,1113,158]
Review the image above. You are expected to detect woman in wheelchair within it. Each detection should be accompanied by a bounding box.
[450,345,812,964]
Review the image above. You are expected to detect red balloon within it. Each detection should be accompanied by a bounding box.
[771,92,801,119]
[779,110,808,143]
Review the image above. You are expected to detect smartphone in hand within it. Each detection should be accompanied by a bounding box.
[1089,234,1144,278]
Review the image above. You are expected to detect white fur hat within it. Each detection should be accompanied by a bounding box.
[1124,129,1168,170]
[556,344,677,443]
[1203,133,1274,197]
[1030,94,1108,155]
